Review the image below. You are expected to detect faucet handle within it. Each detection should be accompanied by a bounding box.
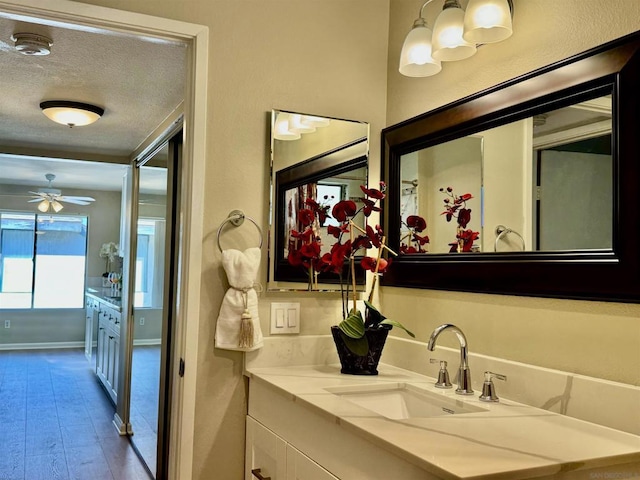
[430,358,452,389]
[479,371,507,402]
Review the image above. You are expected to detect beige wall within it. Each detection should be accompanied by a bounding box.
[73,1,390,478]
[385,0,640,386]
[58,0,640,478]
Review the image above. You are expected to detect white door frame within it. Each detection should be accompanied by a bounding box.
[0,1,208,478]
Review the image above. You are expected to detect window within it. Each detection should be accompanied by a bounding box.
[0,212,88,309]
[134,219,164,308]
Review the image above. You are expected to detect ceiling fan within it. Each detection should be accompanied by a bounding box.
[28,173,96,213]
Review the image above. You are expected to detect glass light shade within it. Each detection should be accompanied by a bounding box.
[399,24,441,77]
[37,200,49,212]
[288,114,316,134]
[463,0,513,44]
[432,7,477,61]
[301,115,330,128]
[273,113,301,141]
[51,200,64,213]
[40,101,104,127]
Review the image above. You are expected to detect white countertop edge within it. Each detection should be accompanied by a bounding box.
[245,363,640,480]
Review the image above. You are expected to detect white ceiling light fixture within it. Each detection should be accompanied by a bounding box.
[399,0,513,78]
[40,101,105,128]
[432,0,477,62]
[11,33,53,56]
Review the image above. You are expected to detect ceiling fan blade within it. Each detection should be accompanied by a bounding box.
[28,191,45,196]
[58,198,92,205]
[61,196,96,202]
[28,198,45,203]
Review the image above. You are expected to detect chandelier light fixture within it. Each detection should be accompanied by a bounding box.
[399,0,513,78]
[40,100,105,128]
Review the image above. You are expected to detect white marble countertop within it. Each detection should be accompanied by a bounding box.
[86,288,122,311]
[245,363,640,480]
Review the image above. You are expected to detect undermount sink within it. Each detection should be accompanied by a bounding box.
[325,383,487,420]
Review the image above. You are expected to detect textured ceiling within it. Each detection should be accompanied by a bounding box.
[0,13,185,192]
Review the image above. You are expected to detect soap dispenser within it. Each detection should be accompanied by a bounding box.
[479,371,507,402]
[430,358,452,389]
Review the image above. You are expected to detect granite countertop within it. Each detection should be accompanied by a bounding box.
[86,288,122,311]
[245,363,640,480]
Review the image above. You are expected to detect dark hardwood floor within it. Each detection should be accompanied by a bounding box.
[0,348,152,480]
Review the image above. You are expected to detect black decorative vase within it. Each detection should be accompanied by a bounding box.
[330,326,389,375]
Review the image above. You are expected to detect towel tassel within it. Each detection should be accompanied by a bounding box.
[237,288,254,348]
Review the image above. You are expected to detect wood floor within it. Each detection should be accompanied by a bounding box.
[0,349,153,480]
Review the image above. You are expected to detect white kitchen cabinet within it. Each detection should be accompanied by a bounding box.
[95,304,120,404]
[245,416,338,480]
[84,297,99,360]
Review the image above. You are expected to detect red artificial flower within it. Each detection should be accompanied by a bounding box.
[360,184,385,200]
[457,208,471,228]
[332,200,357,222]
[400,245,418,254]
[327,224,347,239]
[290,228,314,242]
[361,256,391,273]
[362,197,381,217]
[406,215,427,233]
[300,241,321,258]
[298,208,315,226]
[413,233,430,245]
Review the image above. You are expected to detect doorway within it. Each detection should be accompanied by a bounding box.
[0,2,208,478]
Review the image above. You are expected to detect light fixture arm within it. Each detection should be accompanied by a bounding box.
[417,0,436,21]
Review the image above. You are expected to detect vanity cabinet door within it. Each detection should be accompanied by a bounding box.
[84,303,93,360]
[246,416,287,480]
[105,326,119,403]
[286,444,338,480]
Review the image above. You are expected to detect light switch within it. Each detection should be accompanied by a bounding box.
[287,308,297,328]
[270,302,300,334]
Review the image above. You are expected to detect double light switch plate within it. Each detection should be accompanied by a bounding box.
[270,302,300,334]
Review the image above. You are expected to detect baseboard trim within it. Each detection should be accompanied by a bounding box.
[0,341,84,351]
[113,413,129,436]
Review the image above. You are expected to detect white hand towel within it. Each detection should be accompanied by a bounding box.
[215,247,263,351]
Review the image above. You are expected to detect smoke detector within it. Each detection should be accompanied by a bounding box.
[10,33,53,56]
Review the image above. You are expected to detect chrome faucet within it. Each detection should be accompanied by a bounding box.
[427,324,473,395]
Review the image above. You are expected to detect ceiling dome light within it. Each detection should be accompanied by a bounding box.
[463,0,513,44]
[399,18,441,78]
[432,0,477,62]
[40,101,104,128]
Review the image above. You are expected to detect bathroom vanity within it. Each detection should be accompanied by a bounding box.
[244,338,640,480]
[85,288,122,404]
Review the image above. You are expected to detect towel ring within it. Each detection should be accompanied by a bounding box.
[494,225,526,252]
[217,210,263,252]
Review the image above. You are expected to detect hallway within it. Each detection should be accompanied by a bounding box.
[0,349,151,480]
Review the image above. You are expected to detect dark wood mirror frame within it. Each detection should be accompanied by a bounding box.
[273,139,368,286]
[381,32,640,303]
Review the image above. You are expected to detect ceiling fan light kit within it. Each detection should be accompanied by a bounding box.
[28,173,96,212]
[40,101,105,128]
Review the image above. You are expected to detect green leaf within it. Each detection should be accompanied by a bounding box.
[340,331,369,356]
[338,309,365,339]
[363,300,385,328]
[379,318,416,338]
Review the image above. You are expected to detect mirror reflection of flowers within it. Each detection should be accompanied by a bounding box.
[440,186,479,253]
[400,215,429,254]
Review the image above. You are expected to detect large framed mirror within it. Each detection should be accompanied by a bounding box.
[268,110,369,291]
[381,32,640,302]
